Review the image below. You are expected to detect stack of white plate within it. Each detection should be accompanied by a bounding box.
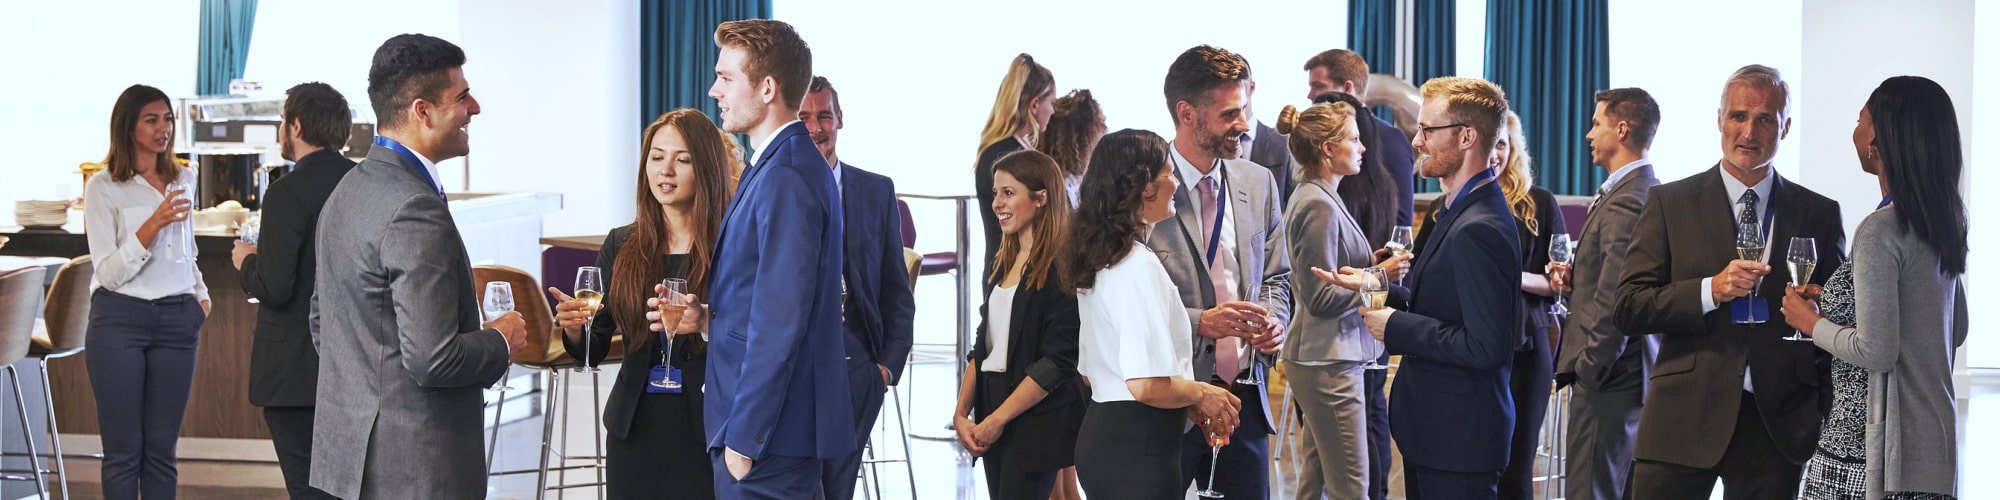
[14,200,70,227]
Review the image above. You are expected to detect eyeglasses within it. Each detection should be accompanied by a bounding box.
[1418,123,1469,136]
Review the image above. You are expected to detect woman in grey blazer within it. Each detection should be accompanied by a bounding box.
[1274,98,1409,500]
[1782,75,1970,500]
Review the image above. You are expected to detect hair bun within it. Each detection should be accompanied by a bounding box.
[1275,105,1301,135]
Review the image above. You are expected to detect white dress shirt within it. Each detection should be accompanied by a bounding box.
[1077,243,1195,403]
[749,120,805,164]
[83,170,210,302]
[1171,145,1247,369]
[1699,166,1774,393]
[980,284,1019,373]
[409,146,445,195]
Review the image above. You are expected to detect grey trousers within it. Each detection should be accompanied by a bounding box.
[1286,360,1369,500]
[1565,366,1645,500]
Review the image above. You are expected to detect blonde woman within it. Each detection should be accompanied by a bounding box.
[976,54,1055,291]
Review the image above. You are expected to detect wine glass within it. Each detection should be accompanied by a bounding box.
[651,278,689,390]
[1734,217,1766,324]
[482,281,516,392]
[1194,406,1230,498]
[1360,267,1391,370]
[1783,237,1818,341]
[574,267,605,373]
[1235,285,1281,386]
[171,177,197,264]
[238,213,260,245]
[1548,233,1574,316]
[1387,226,1415,285]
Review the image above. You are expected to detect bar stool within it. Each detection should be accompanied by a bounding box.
[0,265,49,499]
[21,256,89,500]
[857,250,924,500]
[895,194,976,442]
[474,264,612,500]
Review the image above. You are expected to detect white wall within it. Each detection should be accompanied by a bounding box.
[1972,1,1998,369]
[1608,0,1804,184]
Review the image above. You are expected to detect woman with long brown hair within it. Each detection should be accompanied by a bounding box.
[976,54,1056,291]
[83,83,211,500]
[550,109,738,499]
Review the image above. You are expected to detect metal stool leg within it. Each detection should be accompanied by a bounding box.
[486,380,508,476]
[893,385,916,497]
[39,360,69,500]
[535,369,560,500]
[590,368,605,499]
[4,366,49,499]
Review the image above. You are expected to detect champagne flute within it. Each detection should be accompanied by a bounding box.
[652,278,688,389]
[1783,237,1818,341]
[1360,267,1391,370]
[241,213,263,304]
[574,267,605,373]
[1387,226,1415,286]
[171,177,197,264]
[1236,285,1280,386]
[1548,233,1574,316]
[1734,217,1766,324]
[482,281,516,391]
[1195,381,1231,498]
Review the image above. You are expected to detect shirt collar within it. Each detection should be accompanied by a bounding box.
[409,147,442,192]
[1599,159,1651,193]
[1170,142,1224,188]
[1719,165,1776,215]
[831,160,845,191]
[750,119,804,163]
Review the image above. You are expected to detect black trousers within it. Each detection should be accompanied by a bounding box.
[1364,352,1392,500]
[85,290,203,500]
[1632,392,1804,500]
[262,407,336,499]
[1500,345,1553,500]
[1075,400,1183,500]
[975,372,1061,500]
[820,359,886,500]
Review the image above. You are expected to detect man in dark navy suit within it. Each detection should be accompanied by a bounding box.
[798,76,916,500]
[1340,76,1520,499]
[689,19,854,499]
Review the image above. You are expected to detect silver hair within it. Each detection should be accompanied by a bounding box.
[1720,64,1792,119]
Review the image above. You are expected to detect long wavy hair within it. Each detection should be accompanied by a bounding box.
[977,54,1054,156]
[1062,129,1171,292]
[1038,89,1104,178]
[987,150,1070,290]
[610,109,738,353]
[1866,76,1969,275]
[104,84,181,184]
[1494,110,1541,234]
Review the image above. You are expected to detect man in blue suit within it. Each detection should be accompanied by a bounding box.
[695,19,854,499]
[1347,76,1520,499]
[798,76,916,500]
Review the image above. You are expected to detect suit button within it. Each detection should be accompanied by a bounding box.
[1204,345,1215,353]
[756,437,764,444]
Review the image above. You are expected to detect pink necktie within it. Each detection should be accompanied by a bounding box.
[1199,177,1241,381]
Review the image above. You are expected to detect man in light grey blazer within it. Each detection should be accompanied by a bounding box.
[1152,45,1292,500]
[1553,87,1662,500]
[310,34,527,500]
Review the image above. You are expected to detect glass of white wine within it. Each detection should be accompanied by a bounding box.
[1783,237,1817,341]
[482,281,515,392]
[652,278,688,389]
[1360,267,1391,370]
[1548,233,1574,316]
[1387,226,1415,259]
[574,266,605,373]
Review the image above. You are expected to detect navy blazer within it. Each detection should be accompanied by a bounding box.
[1383,179,1522,473]
[705,122,855,461]
[839,162,915,384]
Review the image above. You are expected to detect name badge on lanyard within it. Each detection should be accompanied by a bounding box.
[1727,187,1777,324]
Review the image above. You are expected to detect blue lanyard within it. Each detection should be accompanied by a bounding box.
[1200,162,1228,267]
[372,136,445,200]
[1450,168,1495,207]
[1877,195,1892,210]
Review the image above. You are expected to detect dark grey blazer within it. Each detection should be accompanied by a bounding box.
[1556,164,1660,392]
[309,145,510,499]
[1247,120,1296,207]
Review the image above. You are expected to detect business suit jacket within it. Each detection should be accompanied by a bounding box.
[1557,165,1660,392]
[1282,177,1377,362]
[309,145,510,499]
[238,149,353,408]
[839,163,915,384]
[1144,153,1293,430]
[1613,165,1845,468]
[1247,120,1296,207]
[1382,179,1521,473]
[706,122,855,461]
[967,266,1085,471]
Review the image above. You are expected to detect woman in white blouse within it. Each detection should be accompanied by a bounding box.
[82,84,211,499]
[1063,129,1239,499]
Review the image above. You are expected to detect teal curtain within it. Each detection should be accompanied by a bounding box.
[1485,0,1610,196]
[1346,0,1396,124]
[641,0,772,128]
[195,0,258,96]
[1409,0,1455,193]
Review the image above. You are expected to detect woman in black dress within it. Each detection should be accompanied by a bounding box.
[551,109,738,499]
[975,53,1055,290]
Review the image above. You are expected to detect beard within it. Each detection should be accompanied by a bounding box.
[1196,120,1241,160]
[1417,147,1461,179]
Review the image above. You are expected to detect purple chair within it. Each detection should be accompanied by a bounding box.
[899,199,959,276]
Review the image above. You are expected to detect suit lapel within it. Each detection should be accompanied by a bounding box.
[1227,163,1258,300]
[1167,168,1215,307]
[1692,165,1742,270]
[720,125,805,241]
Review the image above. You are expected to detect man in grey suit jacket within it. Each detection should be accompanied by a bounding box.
[1151,45,1292,500]
[310,34,527,499]
[1552,87,1663,500]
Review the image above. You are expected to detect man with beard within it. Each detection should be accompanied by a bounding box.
[797,75,916,500]
[1147,44,1292,500]
[1345,76,1520,499]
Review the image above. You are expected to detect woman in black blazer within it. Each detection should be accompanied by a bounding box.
[953,150,1085,500]
[551,109,736,500]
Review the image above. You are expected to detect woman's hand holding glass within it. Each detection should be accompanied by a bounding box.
[645,282,707,336]
[545,287,599,339]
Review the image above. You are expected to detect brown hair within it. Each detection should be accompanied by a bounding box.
[1275,101,1359,180]
[1303,49,1371,97]
[1493,110,1540,234]
[1062,129,1171,292]
[284,82,354,150]
[104,84,181,185]
[1419,76,1509,152]
[1163,45,1251,126]
[978,54,1056,154]
[808,75,841,115]
[987,150,1070,290]
[715,19,814,110]
[1038,89,1104,178]
[1593,87,1661,151]
[609,109,739,353]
